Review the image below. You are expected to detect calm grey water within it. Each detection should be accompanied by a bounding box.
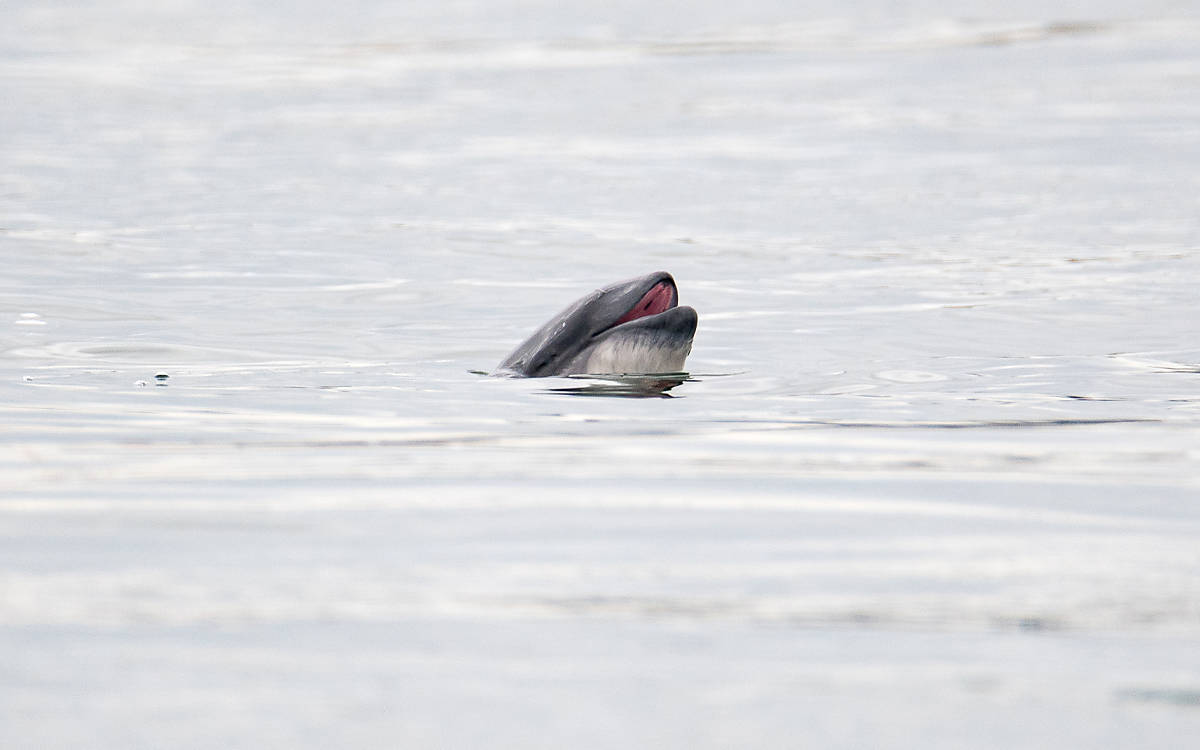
[3,1,1200,748]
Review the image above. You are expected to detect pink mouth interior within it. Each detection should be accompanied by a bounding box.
[613,281,675,327]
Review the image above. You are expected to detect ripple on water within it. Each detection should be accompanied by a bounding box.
[874,370,949,383]
[12,340,292,366]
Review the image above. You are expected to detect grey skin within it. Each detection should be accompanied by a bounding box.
[492,271,698,377]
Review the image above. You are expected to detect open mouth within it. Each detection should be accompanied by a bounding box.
[612,280,678,327]
[490,271,694,378]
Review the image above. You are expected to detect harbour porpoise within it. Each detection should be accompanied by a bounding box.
[492,271,698,377]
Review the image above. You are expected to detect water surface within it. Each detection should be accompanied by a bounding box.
[3,1,1200,748]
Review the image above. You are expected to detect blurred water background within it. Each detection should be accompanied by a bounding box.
[3,1,1200,747]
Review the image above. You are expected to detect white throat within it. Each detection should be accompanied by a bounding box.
[583,336,690,375]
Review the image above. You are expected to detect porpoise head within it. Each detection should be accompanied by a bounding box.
[492,271,698,377]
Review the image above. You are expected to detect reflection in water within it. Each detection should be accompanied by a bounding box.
[545,373,692,398]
